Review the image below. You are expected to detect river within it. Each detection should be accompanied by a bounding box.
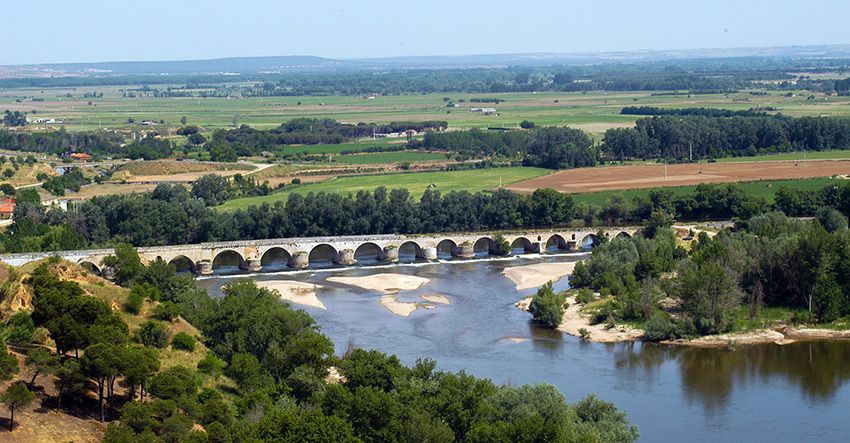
[196,254,850,442]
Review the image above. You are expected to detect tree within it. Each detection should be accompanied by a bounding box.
[528,281,567,328]
[102,243,145,287]
[192,174,231,206]
[1,381,35,431]
[138,321,169,348]
[82,343,122,421]
[677,262,741,334]
[171,332,196,352]
[0,345,19,381]
[55,359,87,411]
[520,120,536,129]
[24,347,59,388]
[152,301,181,321]
[180,116,187,125]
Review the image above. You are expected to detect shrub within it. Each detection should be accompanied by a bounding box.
[575,288,595,305]
[152,301,180,322]
[528,282,567,328]
[171,332,196,352]
[125,289,144,314]
[138,321,169,348]
[5,311,34,344]
[490,234,511,256]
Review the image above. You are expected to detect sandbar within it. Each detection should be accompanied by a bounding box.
[380,294,425,317]
[420,294,450,304]
[327,273,430,293]
[503,262,578,291]
[257,280,326,309]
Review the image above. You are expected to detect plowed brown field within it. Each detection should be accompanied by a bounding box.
[505,160,850,194]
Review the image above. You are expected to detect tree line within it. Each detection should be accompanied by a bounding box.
[0,246,639,441]
[619,106,771,117]
[4,178,850,254]
[602,114,850,161]
[416,126,598,169]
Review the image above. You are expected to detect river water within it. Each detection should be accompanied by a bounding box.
[196,254,850,442]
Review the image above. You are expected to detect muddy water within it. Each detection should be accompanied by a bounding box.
[196,255,850,442]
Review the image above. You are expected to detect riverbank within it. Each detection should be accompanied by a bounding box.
[516,295,850,346]
[258,280,326,309]
[516,295,643,343]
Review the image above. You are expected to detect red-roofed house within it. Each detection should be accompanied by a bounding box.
[0,198,15,218]
[70,152,93,161]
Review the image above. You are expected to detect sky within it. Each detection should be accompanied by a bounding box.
[4,0,850,65]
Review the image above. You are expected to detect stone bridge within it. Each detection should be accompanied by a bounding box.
[1,227,641,275]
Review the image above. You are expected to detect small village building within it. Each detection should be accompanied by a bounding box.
[0,198,15,219]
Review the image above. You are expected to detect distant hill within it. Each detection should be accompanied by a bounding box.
[3,45,850,79]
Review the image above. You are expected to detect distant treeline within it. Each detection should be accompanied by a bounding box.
[5,57,850,95]
[204,118,447,159]
[619,106,771,117]
[416,126,598,169]
[0,129,172,160]
[5,176,850,253]
[602,115,850,160]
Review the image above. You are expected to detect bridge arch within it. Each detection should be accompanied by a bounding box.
[261,247,292,270]
[354,242,383,264]
[79,260,102,276]
[511,237,534,254]
[398,241,422,262]
[309,244,338,267]
[546,234,569,252]
[168,255,197,273]
[615,231,632,239]
[436,239,457,259]
[212,249,246,273]
[578,233,601,250]
[473,237,495,256]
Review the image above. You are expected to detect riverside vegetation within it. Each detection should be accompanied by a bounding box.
[566,210,850,341]
[0,248,639,442]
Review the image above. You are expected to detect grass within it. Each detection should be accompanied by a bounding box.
[334,151,449,164]
[570,177,845,206]
[217,166,550,211]
[713,150,850,163]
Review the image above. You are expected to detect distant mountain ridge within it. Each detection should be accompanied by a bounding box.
[3,45,850,78]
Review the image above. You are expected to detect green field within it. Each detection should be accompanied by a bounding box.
[570,177,844,206]
[217,167,550,211]
[7,86,850,137]
[334,151,449,164]
[713,150,850,163]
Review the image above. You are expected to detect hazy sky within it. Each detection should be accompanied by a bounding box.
[5,0,850,64]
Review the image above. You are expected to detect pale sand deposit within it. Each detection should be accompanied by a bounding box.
[257,280,326,309]
[379,295,423,317]
[503,262,579,291]
[420,294,450,304]
[327,273,430,293]
[515,295,643,343]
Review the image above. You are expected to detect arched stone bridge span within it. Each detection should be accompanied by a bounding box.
[1,227,640,275]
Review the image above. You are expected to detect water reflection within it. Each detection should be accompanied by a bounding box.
[617,340,850,411]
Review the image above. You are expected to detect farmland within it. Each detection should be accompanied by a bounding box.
[6,86,850,137]
[217,166,550,211]
[505,160,850,194]
[334,151,449,164]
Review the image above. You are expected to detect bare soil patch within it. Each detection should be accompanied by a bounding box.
[506,160,850,194]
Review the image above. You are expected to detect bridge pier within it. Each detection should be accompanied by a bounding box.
[419,247,438,260]
[245,259,262,272]
[289,252,309,269]
[335,249,357,266]
[453,243,475,258]
[383,246,399,263]
[534,241,546,254]
[197,261,213,275]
